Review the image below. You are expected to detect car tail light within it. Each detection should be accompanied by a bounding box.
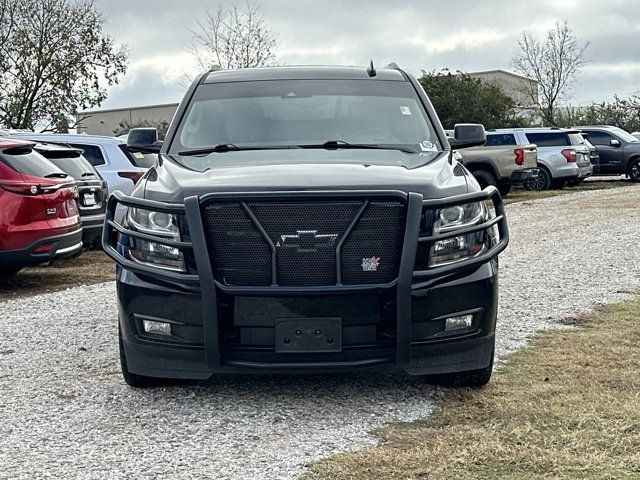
[118,171,144,184]
[0,183,40,195]
[561,149,577,162]
[514,148,525,166]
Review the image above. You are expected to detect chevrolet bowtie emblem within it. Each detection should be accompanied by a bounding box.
[276,230,338,253]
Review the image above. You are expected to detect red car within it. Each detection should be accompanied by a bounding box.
[0,139,82,274]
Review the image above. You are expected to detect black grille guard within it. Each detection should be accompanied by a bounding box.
[102,187,508,368]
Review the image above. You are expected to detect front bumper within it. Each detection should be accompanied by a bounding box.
[0,228,83,268]
[104,187,508,378]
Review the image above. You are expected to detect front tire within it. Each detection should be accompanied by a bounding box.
[119,326,170,388]
[524,167,551,191]
[424,351,494,388]
[628,158,640,182]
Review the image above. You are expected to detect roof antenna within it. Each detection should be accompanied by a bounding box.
[367,60,376,77]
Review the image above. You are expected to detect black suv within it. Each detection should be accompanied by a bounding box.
[33,143,108,245]
[102,65,509,388]
[577,125,640,181]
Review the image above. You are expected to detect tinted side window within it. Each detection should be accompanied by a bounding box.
[583,131,614,146]
[524,132,570,147]
[68,143,105,166]
[485,134,516,146]
[118,144,155,168]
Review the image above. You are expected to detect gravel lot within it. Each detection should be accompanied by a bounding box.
[1,185,639,479]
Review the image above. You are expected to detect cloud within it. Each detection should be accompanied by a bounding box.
[94,0,640,109]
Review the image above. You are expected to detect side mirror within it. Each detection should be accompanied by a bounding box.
[610,139,621,148]
[448,124,487,149]
[127,127,163,153]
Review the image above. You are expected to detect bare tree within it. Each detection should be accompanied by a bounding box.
[189,1,278,71]
[0,0,128,131]
[0,0,16,52]
[512,21,589,126]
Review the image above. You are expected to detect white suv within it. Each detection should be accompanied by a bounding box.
[12,133,153,197]
[487,128,593,190]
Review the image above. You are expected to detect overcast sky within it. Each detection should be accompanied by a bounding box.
[94,0,640,110]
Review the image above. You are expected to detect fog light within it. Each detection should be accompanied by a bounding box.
[143,319,171,336]
[445,314,473,331]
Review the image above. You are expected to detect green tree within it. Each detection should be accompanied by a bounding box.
[0,0,128,131]
[419,70,530,130]
[555,95,640,132]
[114,119,170,140]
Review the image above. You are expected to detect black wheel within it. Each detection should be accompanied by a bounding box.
[424,351,494,388]
[497,183,512,197]
[551,179,567,189]
[627,158,640,182]
[524,167,551,191]
[119,325,170,388]
[472,170,497,190]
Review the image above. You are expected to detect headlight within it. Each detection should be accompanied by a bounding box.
[127,208,180,237]
[125,207,185,271]
[430,201,494,267]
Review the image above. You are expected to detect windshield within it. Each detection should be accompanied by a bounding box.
[170,80,441,154]
[0,147,66,178]
[608,127,640,143]
[42,153,98,180]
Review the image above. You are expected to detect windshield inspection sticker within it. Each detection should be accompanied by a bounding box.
[399,105,412,115]
[419,140,437,152]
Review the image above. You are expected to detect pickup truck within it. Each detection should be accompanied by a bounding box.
[102,65,509,388]
[446,129,538,196]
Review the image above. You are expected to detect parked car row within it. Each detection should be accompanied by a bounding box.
[0,131,155,274]
[451,125,640,193]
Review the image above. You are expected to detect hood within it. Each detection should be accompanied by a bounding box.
[141,149,470,203]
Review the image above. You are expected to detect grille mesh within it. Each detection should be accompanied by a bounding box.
[202,203,272,286]
[202,198,405,287]
[341,201,405,285]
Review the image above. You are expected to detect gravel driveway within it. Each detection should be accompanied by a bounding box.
[1,185,639,479]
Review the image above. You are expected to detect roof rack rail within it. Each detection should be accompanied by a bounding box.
[209,64,222,72]
[385,62,400,69]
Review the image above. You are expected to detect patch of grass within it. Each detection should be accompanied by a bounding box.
[503,178,634,205]
[304,297,640,479]
[0,249,114,302]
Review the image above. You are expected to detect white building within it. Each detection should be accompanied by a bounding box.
[76,103,179,136]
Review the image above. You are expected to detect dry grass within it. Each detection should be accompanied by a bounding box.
[304,298,640,479]
[503,178,633,205]
[0,250,114,302]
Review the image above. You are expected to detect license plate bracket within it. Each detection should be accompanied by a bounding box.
[83,192,97,206]
[275,317,342,353]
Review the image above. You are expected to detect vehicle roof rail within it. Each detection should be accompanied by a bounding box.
[209,64,222,72]
[385,62,400,69]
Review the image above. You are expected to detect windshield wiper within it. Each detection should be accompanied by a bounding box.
[299,140,417,154]
[44,172,68,179]
[81,172,95,177]
[177,144,303,156]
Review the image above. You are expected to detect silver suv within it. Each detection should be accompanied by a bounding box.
[488,128,593,190]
